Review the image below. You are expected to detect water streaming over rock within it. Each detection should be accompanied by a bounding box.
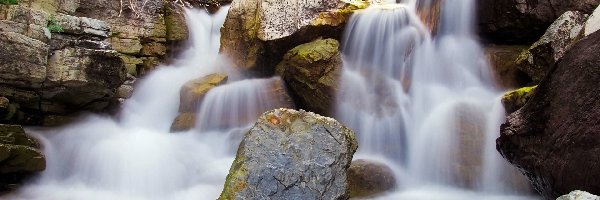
[337,0,537,199]
[4,7,277,200]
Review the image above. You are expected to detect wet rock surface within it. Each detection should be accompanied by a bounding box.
[219,108,357,200]
[347,159,396,198]
[498,31,600,199]
[0,124,45,192]
[276,38,341,116]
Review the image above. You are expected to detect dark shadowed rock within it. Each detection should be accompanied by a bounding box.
[276,38,341,116]
[484,45,532,89]
[497,31,600,199]
[219,108,357,200]
[477,0,600,44]
[347,159,396,198]
[0,124,45,192]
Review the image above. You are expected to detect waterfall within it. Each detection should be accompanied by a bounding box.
[4,6,278,200]
[337,0,536,199]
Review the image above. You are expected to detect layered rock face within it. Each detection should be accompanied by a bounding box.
[276,38,341,116]
[478,0,600,44]
[74,0,189,76]
[219,108,357,200]
[0,2,126,125]
[497,31,600,199]
[220,0,357,75]
[0,125,45,192]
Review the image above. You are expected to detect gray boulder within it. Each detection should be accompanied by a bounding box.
[219,108,358,200]
[557,191,600,200]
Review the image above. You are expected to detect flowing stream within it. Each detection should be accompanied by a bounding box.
[5,1,540,200]
[338,0,537,199]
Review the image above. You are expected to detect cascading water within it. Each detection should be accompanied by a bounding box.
[4,6,288,200]
[338,0,538,199]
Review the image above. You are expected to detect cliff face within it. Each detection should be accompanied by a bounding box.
[0,0,190,125]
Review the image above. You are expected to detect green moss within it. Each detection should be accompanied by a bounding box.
[502,85,538,112]
[218,139,249,200]
[288,39,339,64]
[0,0,18,5]
[47,15,64,33]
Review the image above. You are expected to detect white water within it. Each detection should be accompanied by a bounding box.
[5,7,266,200]
[337,0,538,199]
[4,1,540,200]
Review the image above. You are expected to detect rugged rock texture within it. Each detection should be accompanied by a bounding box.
[218,108,357,200]
[75,0,189,76]
[478,0,600,44]
[557,191,600,200]
[497,31,600,199]
[484,45,531,89]
[501,86,538,114]
[220,0,358,76]
[347,159,396,198]
[0,124,45,192]
[0,3,126,125]
[516,11,587,82]
[276,38,341,116]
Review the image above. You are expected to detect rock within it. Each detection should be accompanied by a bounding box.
[218,108,358,200]
[0,97,8,115]
[584,6,600,37]
[484,45,532,89]
[516,11,587,82]
[558,191,600,200]
[276,38,341,116]
[170,112,196,132]
[478,0,600,44]
[220,0,357,75]
[347,159,396,198]
[0,124,45,190]
[44,47,125,113]
[116,84,134,99]
[501,86,537,114]
[0,32,48,88]
[497,31,600,199]
[179,73,228,112]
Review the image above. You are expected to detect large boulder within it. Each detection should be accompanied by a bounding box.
[276,38,341,116]
[516,11,587,82]
[557,191,600,200]
[347,159,396,198]
[0,124,45,192]
[218,108,358,200]
[497,31,600,199]
[220,0,359,75]
[477,0,600,44]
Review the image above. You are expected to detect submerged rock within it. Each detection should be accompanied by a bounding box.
[169,112,196,132]
[276,38,341,116]
[219,108,357,200]
[178,73,228,112]
[498,31,600,199]
[557,191,600,200]
[220,0,357,75]
[516,11,587,82]
[347,159,396,198]
[501,86,537,114]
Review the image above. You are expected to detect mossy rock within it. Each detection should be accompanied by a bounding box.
[501,85,537,114]
[276,38,341,116]
[169,112,196,132]
[179,73,228,112]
